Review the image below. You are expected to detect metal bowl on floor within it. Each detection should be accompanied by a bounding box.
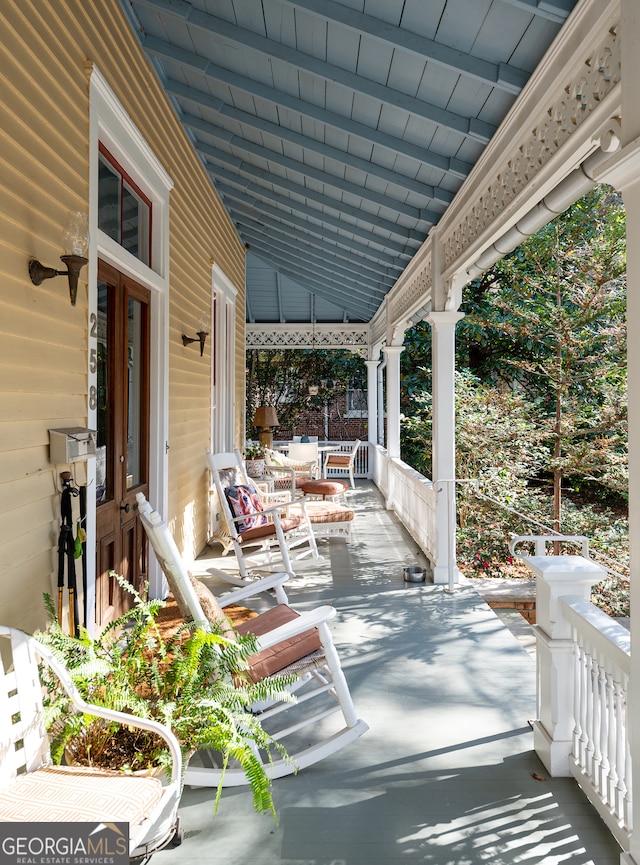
[403,566,426,583]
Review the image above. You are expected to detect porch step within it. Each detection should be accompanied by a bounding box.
[468,577,537,658]
[468,577,537,623]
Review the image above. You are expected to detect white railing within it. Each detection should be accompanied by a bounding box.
[562,596,632,849]
[273,440,370,478]
[369,445,438,564]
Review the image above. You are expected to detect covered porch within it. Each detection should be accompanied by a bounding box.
[158,482,621,864]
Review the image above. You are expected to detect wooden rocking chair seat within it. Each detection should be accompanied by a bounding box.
[234,603,322,682]
[236,513,304,543]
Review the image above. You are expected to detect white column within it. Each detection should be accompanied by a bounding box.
[384,345,404,460]
[365,360,379,448]
[377,361,385,446]
[522,555,606,776]
[597,5,640,859]
[427,311,464,584]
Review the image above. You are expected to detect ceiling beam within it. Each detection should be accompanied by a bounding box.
[241,227,393,294]
[205,160,433,238]
[245,236,386,306]
[172,101,447,220]
[134,0,496,143]
[234,211,404,277]
[218,182,418,258]
[144,36,471,180]
[237,213,398,285]
[180,108,452,208]
[229,201,406,277]
[500,0,574,23]
[245,248,381,316]
[280,0,529,94]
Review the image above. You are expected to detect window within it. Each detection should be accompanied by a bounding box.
[98,144,151,266]
[345,383,367,417]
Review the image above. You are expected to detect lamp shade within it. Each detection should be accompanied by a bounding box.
[254,405,279,427]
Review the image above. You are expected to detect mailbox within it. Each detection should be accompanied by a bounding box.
[49,428,97,463]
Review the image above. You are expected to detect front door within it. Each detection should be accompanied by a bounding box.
[95,260,150,630]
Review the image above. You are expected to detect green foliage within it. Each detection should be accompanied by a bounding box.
[244,441,265,459]
[402,368,545,506]
[400,186,629,615]
[246,348,366,438]
[36,574,295,818]
[460,186,628,512]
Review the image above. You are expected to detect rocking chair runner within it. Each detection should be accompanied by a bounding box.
[136,492,368,788]
[0,625,182,859]
[207,447,320,579]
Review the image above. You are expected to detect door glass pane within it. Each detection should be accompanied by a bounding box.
[126,297,144,489]
[122,181,150,265]
[96,282,110,504]
[98,155,120,244]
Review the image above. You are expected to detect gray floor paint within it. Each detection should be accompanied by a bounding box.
[155,482,621,865]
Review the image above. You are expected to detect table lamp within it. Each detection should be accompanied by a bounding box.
[253,406,279,448]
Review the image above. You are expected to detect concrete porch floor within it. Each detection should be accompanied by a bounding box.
[156,481,621,865]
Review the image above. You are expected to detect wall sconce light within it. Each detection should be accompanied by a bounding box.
[182,312,210,356]
[28,211,89,306]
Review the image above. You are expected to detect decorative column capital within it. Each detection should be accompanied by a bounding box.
[426,310,465,328]
[383,344,405,358]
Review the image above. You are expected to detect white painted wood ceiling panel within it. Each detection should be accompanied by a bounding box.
[121,0,579,323]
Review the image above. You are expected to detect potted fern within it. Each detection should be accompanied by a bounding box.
[36,574,294,817]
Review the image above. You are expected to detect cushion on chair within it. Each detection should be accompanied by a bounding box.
[291,502,354,523]
[237,514,305,543]
[235,605,322,682]
[326,455,351,467]
[0,765,163,824]
[225,484,267,532]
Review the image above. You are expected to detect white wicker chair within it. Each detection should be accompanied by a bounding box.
[0,625,183,859]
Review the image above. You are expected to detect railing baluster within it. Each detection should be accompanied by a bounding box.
[585,653,596,781]
[598,666,611,802]
[571,638,581,763]
[576,640,588,770]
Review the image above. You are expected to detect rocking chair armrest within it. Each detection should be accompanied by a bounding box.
[253,604,337,651]
[32,637,183,785]
[217,571,290,606]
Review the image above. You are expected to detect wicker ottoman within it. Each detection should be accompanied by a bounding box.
[289,499,355,543]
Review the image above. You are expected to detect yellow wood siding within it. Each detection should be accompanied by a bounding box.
[0,0,245,631]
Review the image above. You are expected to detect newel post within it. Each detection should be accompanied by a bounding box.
[522,555,606,777]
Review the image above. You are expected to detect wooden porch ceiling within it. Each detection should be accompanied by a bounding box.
[120,0,579,324]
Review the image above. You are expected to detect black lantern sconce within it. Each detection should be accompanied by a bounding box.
[182,312,210,357]
[29,211,89,307]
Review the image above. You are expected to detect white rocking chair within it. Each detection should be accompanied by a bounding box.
[0,624,183,860]
[207,447,320,579]
[136,492,368,788]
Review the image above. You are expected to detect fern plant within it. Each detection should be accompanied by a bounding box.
[36,574,295,818]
